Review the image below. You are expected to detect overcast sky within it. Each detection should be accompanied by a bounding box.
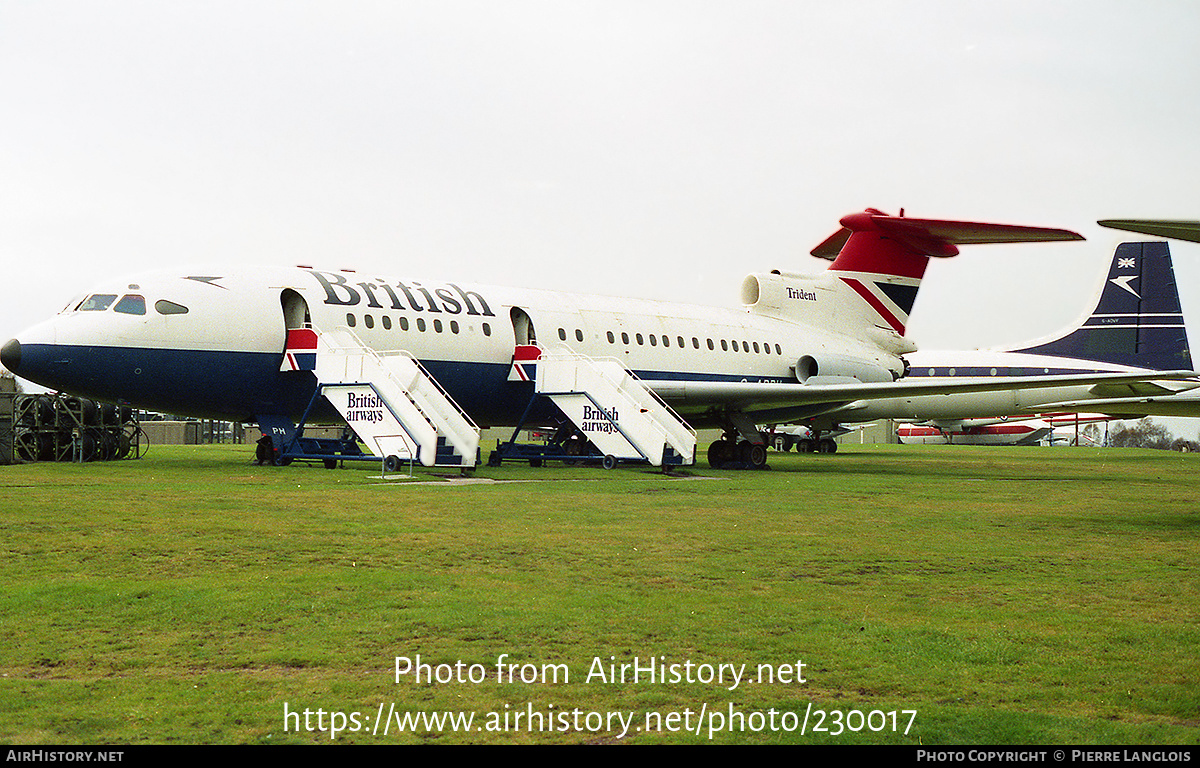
[4,1,1200,426]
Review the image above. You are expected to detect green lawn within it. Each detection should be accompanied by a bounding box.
[1,444,1196,744]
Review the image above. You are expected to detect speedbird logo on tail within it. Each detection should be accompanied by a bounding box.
[1110,275,1140,298]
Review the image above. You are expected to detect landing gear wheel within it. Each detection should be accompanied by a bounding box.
[707,439,735,468]
[817,438,838,454]
[255,437,273,465]
[563,437,585,466]
[738,440,768,469]
[772,434,790,452]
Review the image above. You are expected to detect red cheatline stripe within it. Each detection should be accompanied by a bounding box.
[969,425,1037,435]
[841,277,905,334]
[513,345,542,361]
[286,329,318,350]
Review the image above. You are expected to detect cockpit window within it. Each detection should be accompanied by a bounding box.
[155,300,189,315]
[113,294,146,315]
[78,294,117,311]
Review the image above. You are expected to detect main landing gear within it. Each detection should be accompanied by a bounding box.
[707,430,768,470]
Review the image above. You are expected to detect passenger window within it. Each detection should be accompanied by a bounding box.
[155,300,189,316]
[346,313,356,327]
[80,294,118,312]
[558,328,567,341]
[575,329,584,342]
[114,295,146,315]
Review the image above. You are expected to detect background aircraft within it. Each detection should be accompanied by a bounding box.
[784,239,1200,445]
[1099,220,1200,243]
[895,413,1114,446]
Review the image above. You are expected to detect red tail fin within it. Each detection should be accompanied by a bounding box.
[811,209,1083,335]
[813,208,1083,276]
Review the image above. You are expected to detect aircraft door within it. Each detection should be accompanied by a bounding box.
[509,307,539,382]
[510,307,537,347]
[281,289,312,332]
[280,289,317,372]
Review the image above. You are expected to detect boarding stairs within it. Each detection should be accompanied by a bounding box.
[535,350,696,467]
[313,328,480,468]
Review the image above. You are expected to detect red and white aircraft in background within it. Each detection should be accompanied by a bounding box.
[895,413,1116,446]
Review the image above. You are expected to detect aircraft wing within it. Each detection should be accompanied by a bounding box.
[654,370,1200,413]
[1033,395,1200,418]
[1098,219,1200,243]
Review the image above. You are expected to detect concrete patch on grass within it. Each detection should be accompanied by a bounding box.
[373,473,728,487]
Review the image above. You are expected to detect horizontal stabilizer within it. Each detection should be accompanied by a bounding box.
[812,210,1083,260]
[1098,219,1200,243]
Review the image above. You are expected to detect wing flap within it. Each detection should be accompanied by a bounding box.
[1088,379,1200,398]
[655,371,1198,410]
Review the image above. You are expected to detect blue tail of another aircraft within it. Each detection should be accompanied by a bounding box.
[1013,241,1192,371]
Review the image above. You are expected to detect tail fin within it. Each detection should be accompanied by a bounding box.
[811,209,1083,335]
[1012,241,1191,371]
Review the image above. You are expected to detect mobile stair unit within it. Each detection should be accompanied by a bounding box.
[490,349,696,469]
[267,327,480,469]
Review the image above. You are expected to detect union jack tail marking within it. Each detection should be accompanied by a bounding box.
[281,328,318,371]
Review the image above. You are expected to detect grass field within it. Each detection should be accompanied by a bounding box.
[1,443,1197,744]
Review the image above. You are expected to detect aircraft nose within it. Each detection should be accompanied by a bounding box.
[1,338,19,374]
